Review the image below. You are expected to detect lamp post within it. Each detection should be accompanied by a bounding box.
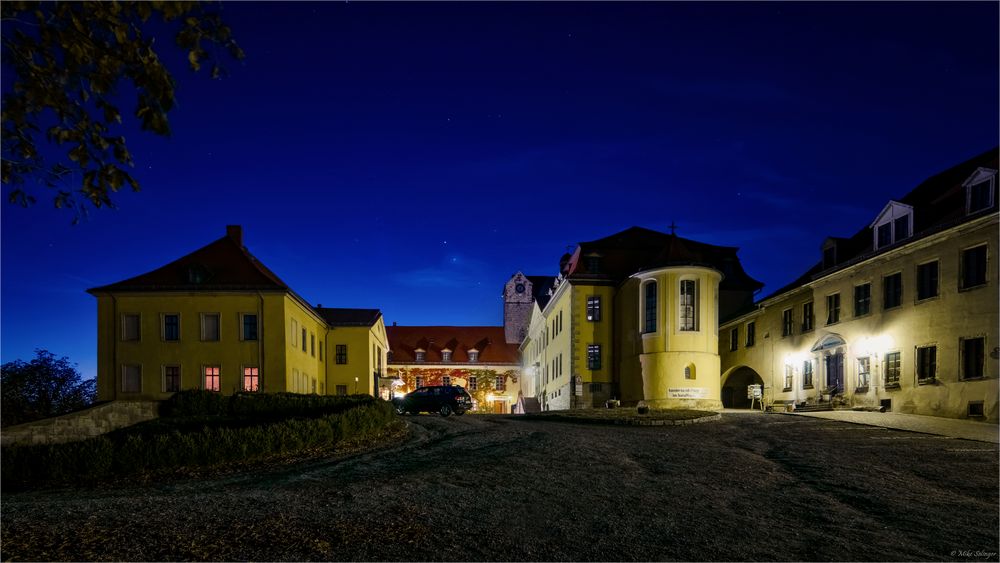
[354,376,359,394]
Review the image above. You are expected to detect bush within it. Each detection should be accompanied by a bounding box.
[159,390,375,419]
[1,399,396,491]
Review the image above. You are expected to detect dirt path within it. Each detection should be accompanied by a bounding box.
[2,413,997,561]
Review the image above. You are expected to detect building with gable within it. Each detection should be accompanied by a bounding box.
[88,226,388,400]
[720,148,998,421]
[385,325,520,412]
[511,226,763,412]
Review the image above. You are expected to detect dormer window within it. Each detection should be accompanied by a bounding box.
[585,254,601,274]
[822,244,837,269]
[415,348,425,362]
[963,167,997,214]
[468,349,479,363]
[870,201,913,251]
[441,349,452,363]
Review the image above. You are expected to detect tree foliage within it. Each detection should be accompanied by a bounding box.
[1,349,97,427]
[1,1,243,216]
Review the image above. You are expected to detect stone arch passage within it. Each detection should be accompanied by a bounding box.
[720,366,765,409]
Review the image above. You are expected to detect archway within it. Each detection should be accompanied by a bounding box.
[720,366,765,409]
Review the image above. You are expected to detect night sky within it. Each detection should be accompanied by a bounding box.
[2,2,998,380]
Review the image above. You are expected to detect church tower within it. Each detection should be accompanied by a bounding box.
[503,272,534,344]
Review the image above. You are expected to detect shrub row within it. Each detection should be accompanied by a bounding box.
[159,389,375,419]
[1,399,395,491]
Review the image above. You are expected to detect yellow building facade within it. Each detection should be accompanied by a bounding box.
[512,227,761,411]
[720,149,998,421]
[89,226,386,401]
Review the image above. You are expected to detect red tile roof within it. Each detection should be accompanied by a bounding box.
[387,326,519,365]
[87,226,289,293]
[316,308,382,327]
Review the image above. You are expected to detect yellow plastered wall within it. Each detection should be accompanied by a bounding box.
[282,295,326,395]
[94,291,287,400]
[324,317,387,396]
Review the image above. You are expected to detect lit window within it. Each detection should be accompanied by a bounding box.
[468,350,479,363]
[854,284,871,317]
[643,281,657,334]
[495,376,506,392]
[783,365,793,391]
[679,280,697,331]
[201,313,220,341]
[242,314,258,340]
[917,261,939,301]
[587,344,601,370]
[826,294,840,324]
[122,314,140,341]
[803,360,813,388]
[122,364,141,393]
[415,349,425,362]
[442,350,452,363]
[883,273,902,309]
[204,366,220,392]
[163,314,180,341]
[336,344,348,364]
[163,365,180,392]
[857,357,870,390]
[443,376,451,386]
[961,245,988,289]
[587,296,601,321]
[243,367,259,392]
[469,376,478,390]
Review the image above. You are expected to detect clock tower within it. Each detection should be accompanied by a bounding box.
[503,272,534,345]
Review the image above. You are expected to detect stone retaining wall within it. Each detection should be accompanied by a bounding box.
[1,401,159,447]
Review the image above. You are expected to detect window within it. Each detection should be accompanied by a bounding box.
[729,327,739,351]
[301,328,307,352]
[803,360,813,388]
[961,337,985,380]
[122,314,140,341]
[857,357,870,390]
[242,314,258,340]
[802,302,814,332]
[822,245,836,269]
[291,319,298,346]
[783,365,793,391]
[679,279,697,331]
[495,376,506,392]
[442,375,451,386]
[122,364,141,393]
[310,333,315,357]
[468,350,479,363]
[585,256,600,273]
[201,313,220,341]
[586,296,602,321]
[643,281,657,333]
[916,261,939,301]
[415,376,423,388]
[874,207,912,250]
[967,174,995,213]
[745,321,756,347]
[781,309,793,337]
[587,344,601,370]
[163,314,180,341]
[826,294,840,325]
[961,245,988,289]
[884,352,900,387]
[684,364,696,380]
[415,349,425,362]
[883,273,902,309]
[243,367,259,392]
[968,401,985,418]
[854,284,871,317]
[916,346,936,383]
[468,376,478,391]
[336,344,348,364]
[442,350,452,362]
[877,223,892,249]
[589,382,603,392]
[336,384,347,396]
[893,215,910,241]
[204,366,220,392]
[163,365,180,392]
[319,347,323,361]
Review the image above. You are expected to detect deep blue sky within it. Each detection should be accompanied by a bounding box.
[2,2,998,380]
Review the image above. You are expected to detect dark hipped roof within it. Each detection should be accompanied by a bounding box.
[526,275,557,309]
[87,226,289,293]
[565,226,764,291]
[316,308,382,327]
[759,147,998,303]
[387,326,519,364]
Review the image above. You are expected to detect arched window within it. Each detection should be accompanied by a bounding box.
[684,363,696,380]
[643,280,658,333]
[679,279,698,331]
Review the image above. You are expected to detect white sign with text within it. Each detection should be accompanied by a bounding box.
[667,387,709,399]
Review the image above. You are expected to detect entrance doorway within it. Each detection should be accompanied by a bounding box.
[721,366,764,408]
[825,353,844,392]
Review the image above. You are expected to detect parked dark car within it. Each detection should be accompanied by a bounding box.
[392,386,473,416]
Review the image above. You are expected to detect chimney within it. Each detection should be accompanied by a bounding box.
[392,321,397,326]
[317,303,323,308]
[226,225,243,245]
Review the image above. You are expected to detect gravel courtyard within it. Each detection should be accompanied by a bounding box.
[2,412,998,561]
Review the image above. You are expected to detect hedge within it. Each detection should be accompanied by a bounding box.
[159,389,375,419]
[1,396,396,491]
